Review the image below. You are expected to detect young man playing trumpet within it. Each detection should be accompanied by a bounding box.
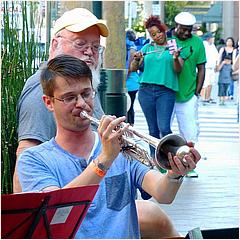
[14,8,185,238]
[17,55,201,239]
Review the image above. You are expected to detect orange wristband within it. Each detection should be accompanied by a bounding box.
[90,161,106,178]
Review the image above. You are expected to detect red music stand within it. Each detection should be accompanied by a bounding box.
[1,185,99,239]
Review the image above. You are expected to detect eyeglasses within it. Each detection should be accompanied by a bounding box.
[57,36,101,53]
[52,91,96,105]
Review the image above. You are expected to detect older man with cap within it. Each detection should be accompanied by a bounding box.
[201,32,219,104]
[14,8,108,191]
[168,12,206,177]
[14,8,180,239]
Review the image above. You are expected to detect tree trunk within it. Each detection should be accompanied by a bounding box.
[59,1,92,15]
[102,1,125,69]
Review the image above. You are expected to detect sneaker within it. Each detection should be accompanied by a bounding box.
[208,99,216,104]
[186,170,198,178]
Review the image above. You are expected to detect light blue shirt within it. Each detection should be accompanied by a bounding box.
[18,134,150,239]
[126,38,140,92]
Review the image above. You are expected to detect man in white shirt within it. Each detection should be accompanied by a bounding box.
[201,32,219,103]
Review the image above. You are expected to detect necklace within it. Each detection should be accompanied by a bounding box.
[151,42,167,59]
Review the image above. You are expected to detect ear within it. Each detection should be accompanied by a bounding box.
[50,37,59,52]
[42,95,54,112]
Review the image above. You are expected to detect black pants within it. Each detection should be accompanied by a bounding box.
[127,90,138,125]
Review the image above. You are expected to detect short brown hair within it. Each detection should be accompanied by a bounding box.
[40,54,92,96]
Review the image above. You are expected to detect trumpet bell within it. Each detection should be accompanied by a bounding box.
[155,134,189,170]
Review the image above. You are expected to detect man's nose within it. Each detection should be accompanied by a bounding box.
[83,46,94,56]
[75,95,86,107]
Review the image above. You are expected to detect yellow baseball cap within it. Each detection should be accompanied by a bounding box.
[53,8,109,37]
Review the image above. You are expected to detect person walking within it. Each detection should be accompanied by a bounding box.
[217,54,233,105]
[17,54,201,239]
[201,32,219,104]
[13,8,181,239]
[232,39,239,103]
[232,39,239,63]
[167,12,206,178]
[232,54,239,121]
[217,37,235,100]
[130,15,183,174]
[126,29,140,126]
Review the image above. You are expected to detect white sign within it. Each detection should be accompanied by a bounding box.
[50,206,73,225]
[152,4,160,16]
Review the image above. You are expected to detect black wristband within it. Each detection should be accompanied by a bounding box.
[93,159,109,172]
[167,174,184,182]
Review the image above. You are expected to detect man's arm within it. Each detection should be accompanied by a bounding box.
[142,147,201,204]
[142,170,183,204]
[217,47,224,66]
[195,63,206,95]
[18,115,127,192]
[13,139,42,193]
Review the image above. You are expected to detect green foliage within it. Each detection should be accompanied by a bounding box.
[214,26,223,45]
[132,2,145,34]
[187,1,210,6]
[1,1,47,193]
[133,21,145,34]
[164,1,188,28]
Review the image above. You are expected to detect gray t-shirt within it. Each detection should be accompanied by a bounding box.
[17,63,104,142]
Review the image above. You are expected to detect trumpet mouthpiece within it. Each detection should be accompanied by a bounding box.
[80,111,88,119]
[80,111,100,126]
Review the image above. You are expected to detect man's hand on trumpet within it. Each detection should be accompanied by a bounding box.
[142,141,201,204]
[97,115,129,169]
[167,142,201,179]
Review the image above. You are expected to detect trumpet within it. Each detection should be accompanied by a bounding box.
[80,111,190,170]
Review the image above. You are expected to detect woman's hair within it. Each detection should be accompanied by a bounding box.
[144,15,167,32]
[225,37,235,47]
[40,54,92,96]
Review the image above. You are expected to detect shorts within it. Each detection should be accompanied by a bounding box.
[203,68,217,88]
[218,83,230,97]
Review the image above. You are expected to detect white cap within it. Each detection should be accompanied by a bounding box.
[53,8,109,37]
[174,12,196,26]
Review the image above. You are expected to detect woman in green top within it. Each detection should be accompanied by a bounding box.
[130,15,183,159]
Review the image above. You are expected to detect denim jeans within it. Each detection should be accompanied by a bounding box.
[138,83,176,156]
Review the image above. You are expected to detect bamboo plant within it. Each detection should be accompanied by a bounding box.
[1,1,47,194]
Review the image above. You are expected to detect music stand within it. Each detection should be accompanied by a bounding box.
[1,185,99,239]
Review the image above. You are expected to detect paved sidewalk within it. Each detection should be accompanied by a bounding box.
[135,98,239,236]
[156,141,239,236]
